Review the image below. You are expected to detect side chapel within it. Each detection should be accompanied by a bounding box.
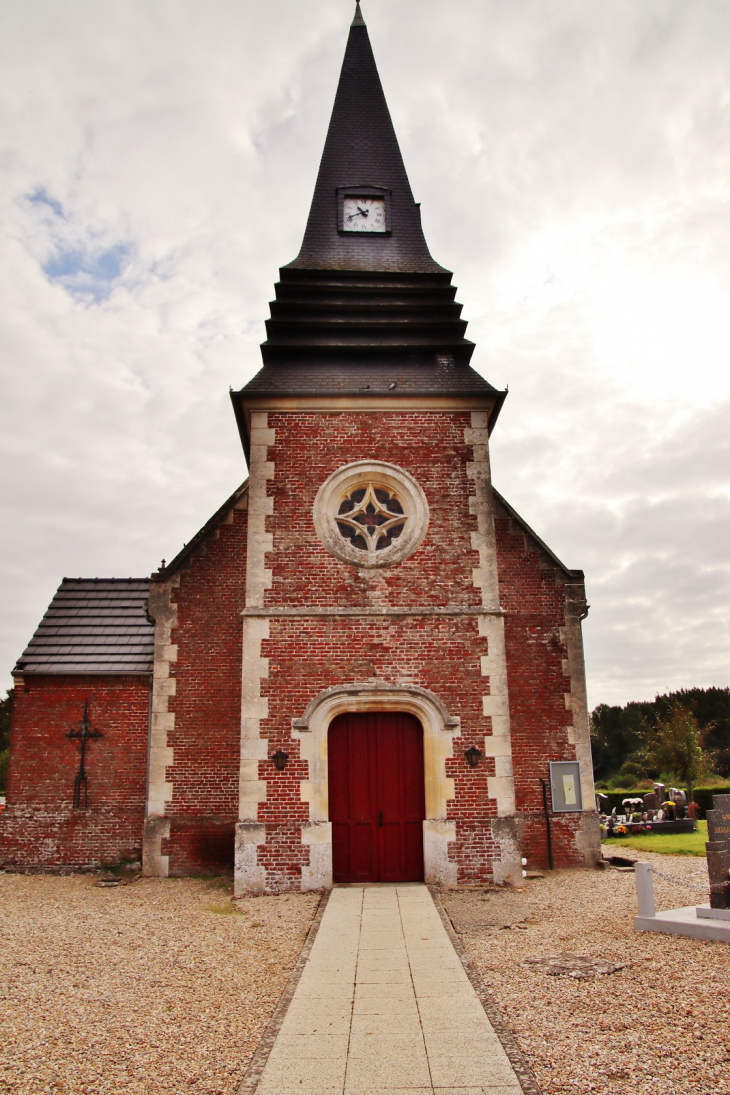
[0,4,601,891]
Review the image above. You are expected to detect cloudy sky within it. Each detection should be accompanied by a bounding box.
[1,0,728,709]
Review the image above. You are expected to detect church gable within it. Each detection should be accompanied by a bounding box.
[156,480,249,581]
[144,482,249,877]
[493,489,585,585]
[493,492,596,864]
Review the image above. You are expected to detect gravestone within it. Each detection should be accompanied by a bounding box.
[643,792,657,812]
[653,782,665,806]
[700,794,730,917]
[670,787,687,818]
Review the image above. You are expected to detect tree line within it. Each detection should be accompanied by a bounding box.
[0,688,11,795]
[591,686,730,799]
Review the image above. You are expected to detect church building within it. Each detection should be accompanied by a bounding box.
[1,4,600,892]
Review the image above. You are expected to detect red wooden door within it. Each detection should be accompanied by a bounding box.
[329,712,425,883]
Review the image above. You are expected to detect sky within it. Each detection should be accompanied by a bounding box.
[0,0,728,709]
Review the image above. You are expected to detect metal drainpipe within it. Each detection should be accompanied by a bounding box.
[540,778,554,871]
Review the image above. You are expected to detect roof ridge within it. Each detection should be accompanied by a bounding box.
[154,479,249,581]
[492,488,583,579]
[61,577,150,584]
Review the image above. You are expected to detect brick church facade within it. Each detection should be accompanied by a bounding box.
[1,4,600,891]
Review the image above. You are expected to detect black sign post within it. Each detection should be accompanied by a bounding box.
[540,778,554,871]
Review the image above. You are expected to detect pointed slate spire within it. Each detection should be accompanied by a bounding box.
[287,6,444,273]
[232,6,506,454]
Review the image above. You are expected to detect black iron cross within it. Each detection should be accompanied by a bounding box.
[66,699,103,808]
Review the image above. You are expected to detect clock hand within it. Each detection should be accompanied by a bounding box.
[356,205,369,217]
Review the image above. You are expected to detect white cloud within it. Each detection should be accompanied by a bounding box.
[0,0,728,709]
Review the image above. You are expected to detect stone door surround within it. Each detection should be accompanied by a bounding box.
[293,682,460,891]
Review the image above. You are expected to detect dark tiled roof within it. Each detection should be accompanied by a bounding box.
[243,359,498,395]
[259,270,475,364]
[15,579,154,675]
[250,10,482,396]
[287,12,443,274]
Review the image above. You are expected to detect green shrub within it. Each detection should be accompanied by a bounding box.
[0,748,8,795]
[693,785,730,819]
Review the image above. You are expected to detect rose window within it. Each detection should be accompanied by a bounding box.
[313,460,429,569]
[336,484,406,556]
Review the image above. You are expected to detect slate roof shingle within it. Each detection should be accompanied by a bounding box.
[243,360,498,395]
[15,579,155,675]
[288,14,444,274]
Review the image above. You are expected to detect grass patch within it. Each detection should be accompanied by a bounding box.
[206,903,243,916]
[603,820,708,857]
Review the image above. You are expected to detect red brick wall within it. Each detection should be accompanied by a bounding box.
[258,613,494,888]
[162,502,248,875]
[269,411,481,610]
[0,675,149,868]
[494,499,588,869]
[254,410,499,887]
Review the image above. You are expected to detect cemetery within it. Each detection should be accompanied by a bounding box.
[598,782,698,838]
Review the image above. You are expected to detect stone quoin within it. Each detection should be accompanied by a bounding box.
[0,3,601,890]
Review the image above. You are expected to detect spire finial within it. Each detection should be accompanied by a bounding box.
[352,1,365,27]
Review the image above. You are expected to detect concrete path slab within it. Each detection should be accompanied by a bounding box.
[241,884,539,1095]
[634,903,730,942]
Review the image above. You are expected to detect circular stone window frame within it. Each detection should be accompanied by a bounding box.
[313,460,430,569]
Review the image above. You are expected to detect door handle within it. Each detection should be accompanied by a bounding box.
[378,811,383,827]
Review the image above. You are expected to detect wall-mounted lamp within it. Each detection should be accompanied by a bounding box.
[464,746,482,768]
[271,749,289,771]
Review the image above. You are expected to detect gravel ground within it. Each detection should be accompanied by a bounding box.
[2,858,728,1095]
[0,872,319,1095]
[441,849,730,1095]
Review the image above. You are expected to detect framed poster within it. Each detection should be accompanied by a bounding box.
[549,761,583,813]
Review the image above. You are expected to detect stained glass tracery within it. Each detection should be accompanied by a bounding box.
[336,483,406,555]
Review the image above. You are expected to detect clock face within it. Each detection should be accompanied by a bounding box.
[343,197,386,233]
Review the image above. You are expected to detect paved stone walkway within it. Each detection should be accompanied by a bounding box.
[252,883,524,1094]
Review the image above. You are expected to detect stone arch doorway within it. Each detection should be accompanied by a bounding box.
[328,711,425,883]
[292,681,460,890]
